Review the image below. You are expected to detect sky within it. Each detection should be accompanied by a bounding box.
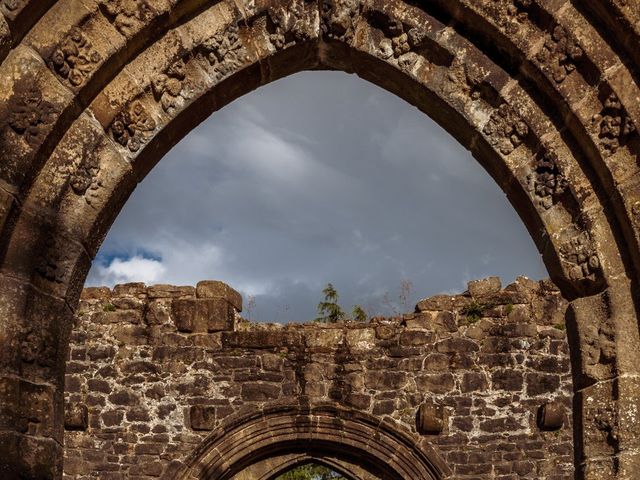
[86,70,547,322]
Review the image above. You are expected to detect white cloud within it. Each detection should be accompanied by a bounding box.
[90,256,166,286]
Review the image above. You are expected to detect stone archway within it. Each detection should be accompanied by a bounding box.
[1,0,640,478]
[240,454,375,480]
[162,404,449,480]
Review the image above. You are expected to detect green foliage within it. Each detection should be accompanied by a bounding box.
[352,304,368,323]
[461,301,489,323]
[554,322,566,331]
[315,284,369,323]
[103,303,116,312]
[316,283,344,323]
[275,464,346,480]
[505,303,514,315]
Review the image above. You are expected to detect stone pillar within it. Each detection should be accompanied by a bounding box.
[0,275,74,479]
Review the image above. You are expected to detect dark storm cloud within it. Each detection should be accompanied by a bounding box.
[86,71,547,321]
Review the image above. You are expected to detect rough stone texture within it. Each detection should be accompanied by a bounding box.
[63,278,573,479]
[1,0,640,477]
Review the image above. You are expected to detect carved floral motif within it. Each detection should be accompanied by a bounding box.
[109,100,156,152]
[593,93,636,155]
[101,0,154,37]
[50,27,102,87]
[369,12,429,72]
[267,2,313,50]
[202,25,246,81]
[70,152,102,206]
[6,84,57,147]
[536,25,583,84]
[446,61,486,102]
[321,0,360,43]
[483,103,529,155]
[559,231,601,281]
[152,59,186,113]
[527,146,568,210]
[488,0,532,35]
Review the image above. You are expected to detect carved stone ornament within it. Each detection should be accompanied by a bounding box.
[559,230,601,281]
[109,100,156,152]
[527,146,568,210]
[267,2,313,51]
[593,92,636,155]
[202,24,245,81]
[152,59,187,113]
[536,25,583,84]
[446,61,486,101]
[50,27,102,87]
[321,0,360,43]
[367,11,429,72]
[70,151,102,206]
[102,0,154,37]
[488,0,532,35]
[483,103,529,155]
[6,84,58,147]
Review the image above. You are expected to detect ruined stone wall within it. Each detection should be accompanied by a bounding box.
[63,277,573,479]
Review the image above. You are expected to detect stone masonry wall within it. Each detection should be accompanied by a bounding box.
[63,277,573,479]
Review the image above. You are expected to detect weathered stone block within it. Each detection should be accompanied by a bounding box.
[537,401,565,431]
[344,393,371,410]
[261,353,284,372]
[436,338,479,353]
[240,383,280,401]
[126,406,150,422]
[196,280,242,311]
[461,372,488,393]
[400,330,434,346]
[416,373,455,394]
[80,287,111,300]
[468,277,502,297]
[416,401,444,435]
[373,399,395,415]
[108,390,139,406]
[423,353,449,371]
[172,298,233,333]
[147,284,195,299]
[112,324,148,345]
[101,409,124,427]
[491,370,524,391]
[525,373,560,396]
[345,328,376,351]
[113,283,146,296]
[416,294,470,312]
[374,324,396,340]
[64,403,88,431]
[364,371,408,390]
[189,405,216,431]
[223,330,302,349]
